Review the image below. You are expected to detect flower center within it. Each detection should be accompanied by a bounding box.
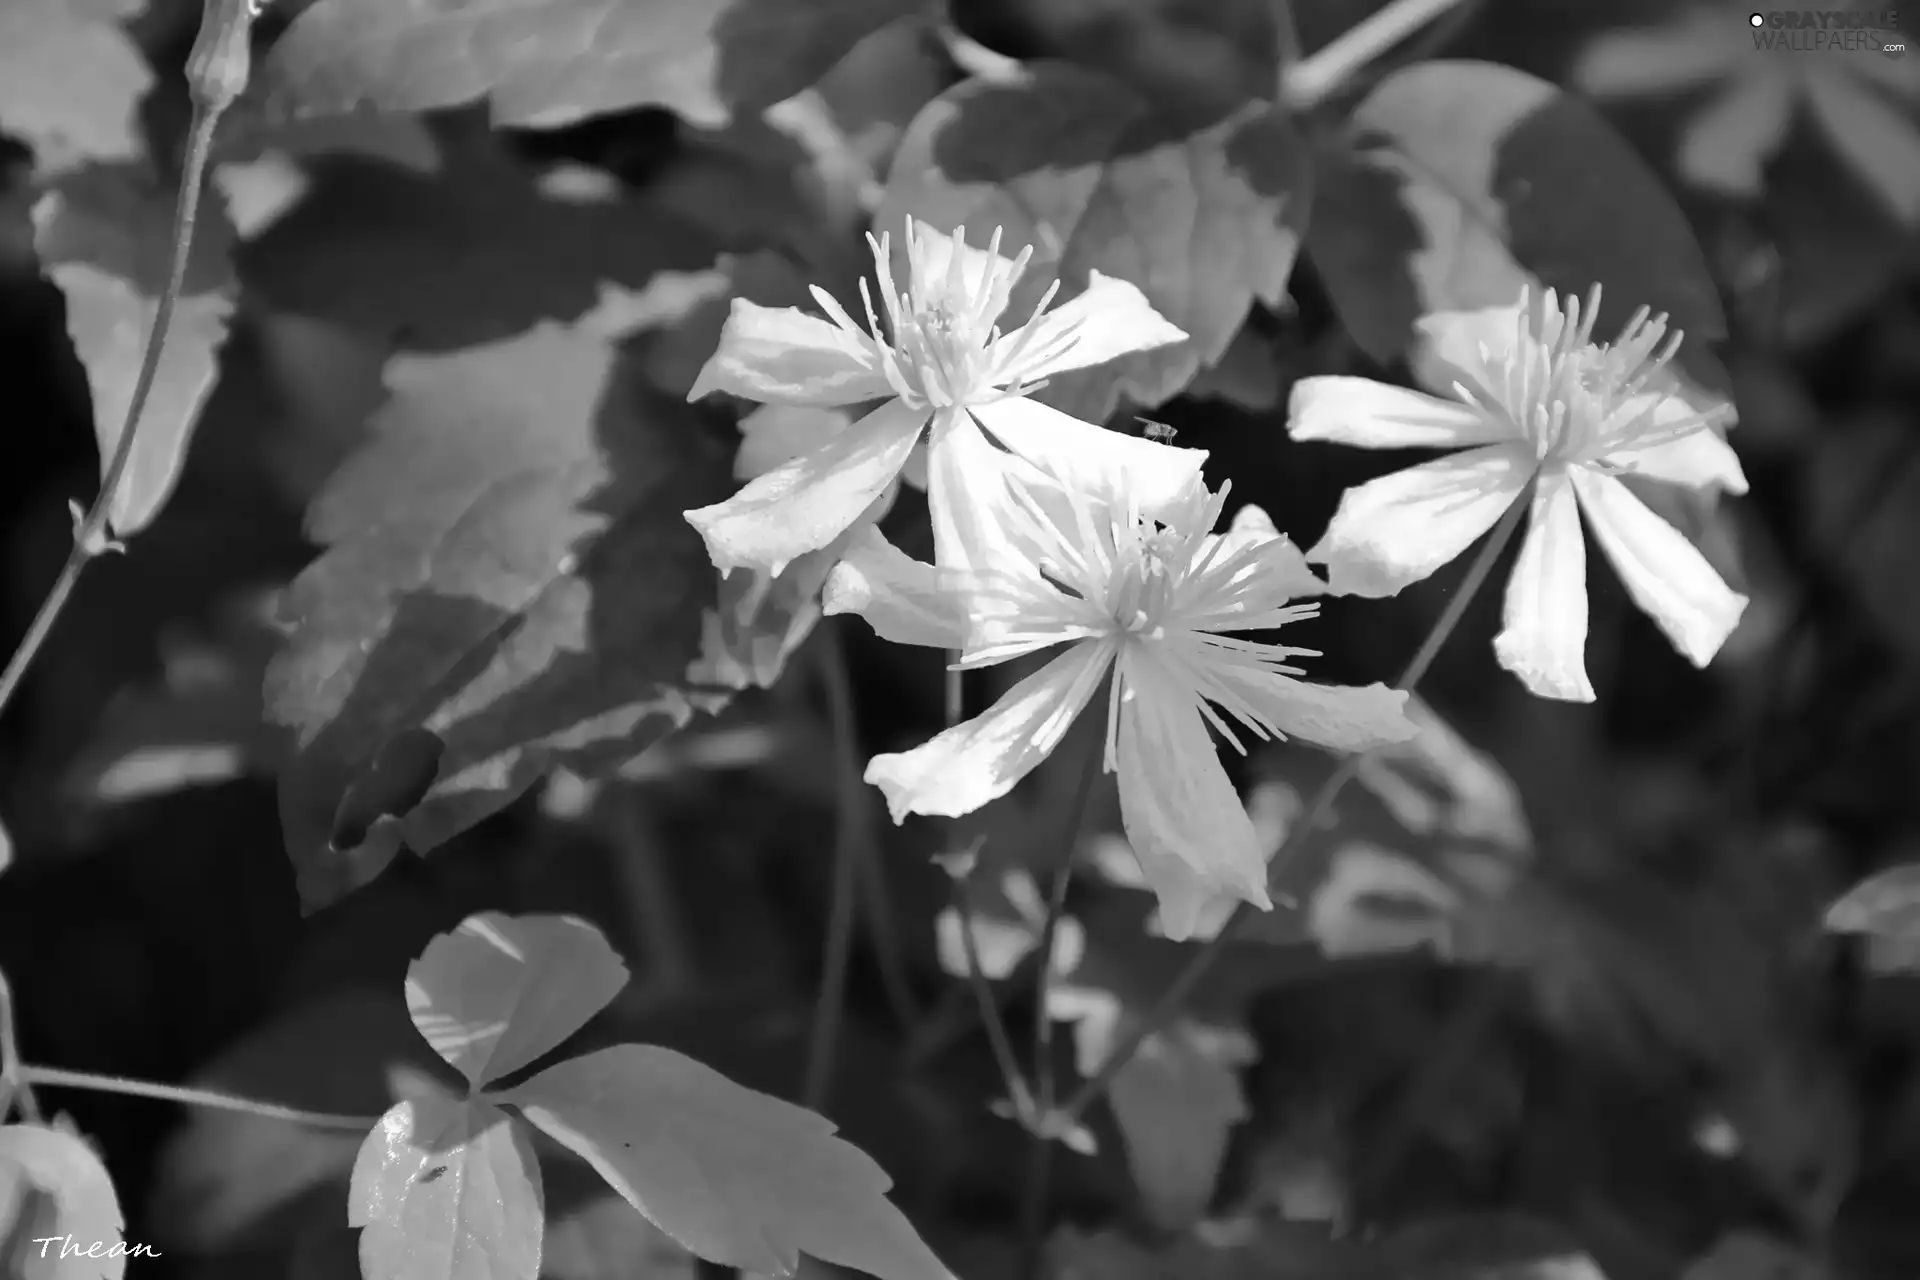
[1108,527,1186,640]
[1469,284,1717,472]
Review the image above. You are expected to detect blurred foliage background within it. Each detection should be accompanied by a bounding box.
[1,0,1917,1277]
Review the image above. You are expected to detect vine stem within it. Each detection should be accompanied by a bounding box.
[1058,492,1529,1124]
[802,623,869,1110]
[1282,0,1468,111]
[0,0,258,721]
[19,1065,376,1131]
[1018,731,1104,1280]
[0,969,41,1124]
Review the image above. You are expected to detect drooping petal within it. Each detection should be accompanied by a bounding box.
[865,641,1115,822]
[968,394,1209,521]
[688,299,893,406]
[1571,468,1749,669]
[1608,425,1749,495]
[733,403,855,480]
[1212,672,1417,753]
[1307,444,1533,597]
[992,269,1189,385]
[1113,650,1272,937]
[1803,68,1920,225]
[685,396,929,576]
[1572,15,1744,98]
[925,409,1048,579]
[1678,74,1796,198]
[1493,473,1594,702]
[1287,376,1512,450]
[821,525,974,650]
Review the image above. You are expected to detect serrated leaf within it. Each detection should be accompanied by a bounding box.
[879,62,1310,422]
[350,1091,544,1280]
[0,1121,127,1280]
[0,0,150,178]
[32,163,239,538]
[407,913,629,1089]
[236,148,721,352]
[263,314,733,912]
[498,1045,953,1280]
[264,0,917,131]
[1306,59,1729,399]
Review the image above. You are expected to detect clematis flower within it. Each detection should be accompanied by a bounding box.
[686,403,919,689]
[1288,285,1750,703]
[822,430,1416,940]
[1573,2,1920,223]
[684,218,1201,577]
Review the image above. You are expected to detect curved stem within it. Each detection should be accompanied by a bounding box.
[803,623,867,1110]
[0,0,257,721]
[0,969,40,1124]
[1058,493,1527,1124]
[1283,0,1468,111]
[20,1065,376,1131]
[1018,733,1103,1279]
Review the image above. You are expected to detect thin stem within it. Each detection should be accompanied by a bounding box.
[1059,494,1526,1124]
[804,624,867,1110]
[951,870,1036,1121]
[858,831,922,1033]
[0,969,40,1123]
[1019,735,1103,1280]
[19,1065,376,1131]
[1282,0,1468,111]
[0,0,257,721]
[941,650,1034,1119]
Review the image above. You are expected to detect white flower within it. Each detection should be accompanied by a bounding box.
[684,218,1200,577]
[686,403,910,689]
[1574,3,1920,222]
[1289,285,1750,702]
[822,435,1416,939]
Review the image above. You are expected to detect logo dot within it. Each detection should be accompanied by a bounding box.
[1749,11,1765,24]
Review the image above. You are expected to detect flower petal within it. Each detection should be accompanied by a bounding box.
[1804,68,1920,225]
[1200,503,1328,610]
[1571,469,1748,669]
[1307,444,1533,597]
[925,409,1045,578]
[1220,674,1417,753]
[822,525,973,650]
[688,299,893,407]
[1572,15,1743,98]
[1493,473,1594,702]
[968,395,1209,521]
[1678,74,1795,198]
[1609,425,1748,496]
[993,270,1188,385]
[686,396,928,576]
[1114,650,1272,939]
[733,403,855,480]
[865,641,1115,822]
[1287,376,1513,450]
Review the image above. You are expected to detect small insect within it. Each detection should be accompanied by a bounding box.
[1136,417,1178,444]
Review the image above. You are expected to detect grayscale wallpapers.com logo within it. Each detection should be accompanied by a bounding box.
[1747,9,1909,56]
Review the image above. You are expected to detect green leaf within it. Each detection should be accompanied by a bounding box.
[879,61,1311,422]
[497,1045,954,1280]
[0,0,150,178]
[349,1088,544,1280]
[0,1121,127,1280]
[407,913,630,1089]
[32,163,239,538]
[263,0,917,130]
[1306,59,1729,397]
[236,148,722,352]
[263,309,733,912]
